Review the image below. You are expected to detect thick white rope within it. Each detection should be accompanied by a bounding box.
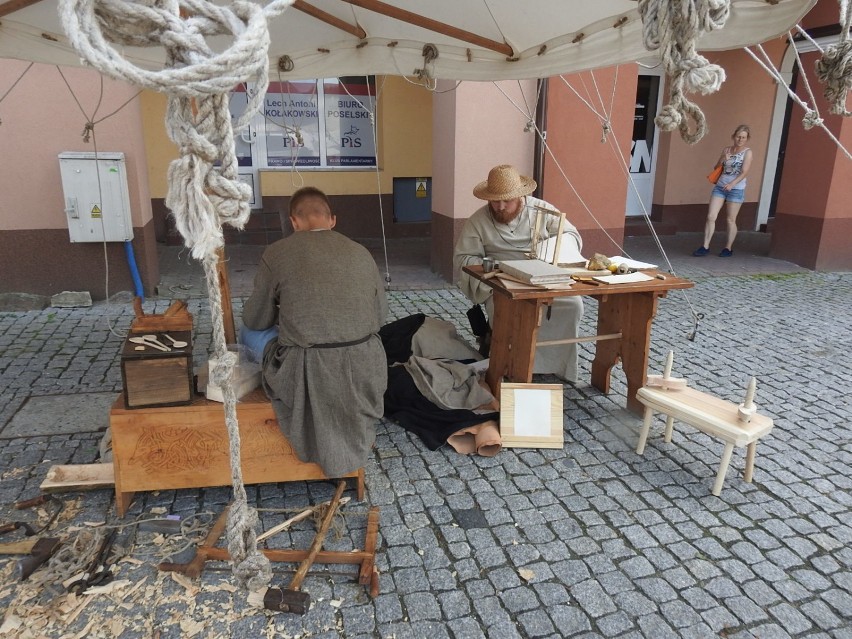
[815,0,852,116]
[637,0,730,144]
[59,0,296,591]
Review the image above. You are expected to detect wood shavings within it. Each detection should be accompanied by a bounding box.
[83,521,106,527]
[205,582,238,593]
[71,618,96,639]
[0,615,22,634]
[518,568,535,581]
[149,507,168,515]
[82,578,132,596]
[330,598,343,608]
[179,619,206,637]
[170,572,199,596]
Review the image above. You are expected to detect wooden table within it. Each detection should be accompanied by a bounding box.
[463,265,694,414]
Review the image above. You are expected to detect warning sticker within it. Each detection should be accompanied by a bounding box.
[416,178,427,199]
[91,205,102,218]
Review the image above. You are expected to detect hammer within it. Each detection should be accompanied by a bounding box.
[0,537,62,580]
[249,481,347,614]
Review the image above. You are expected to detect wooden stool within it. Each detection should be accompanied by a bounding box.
[636,384,774,496]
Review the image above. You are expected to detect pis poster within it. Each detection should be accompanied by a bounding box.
[263,81,322,167]
[323,78,377,167]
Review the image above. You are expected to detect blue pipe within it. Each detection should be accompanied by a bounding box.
[124,239,145,301]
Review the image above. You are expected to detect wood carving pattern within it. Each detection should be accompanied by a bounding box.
[128,420,293,472]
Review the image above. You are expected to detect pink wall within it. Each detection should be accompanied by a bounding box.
[778,50,851,220]
[0,61,152,231]
[432,80,538,221]
[542,66,637,254]
[654,44,782,209]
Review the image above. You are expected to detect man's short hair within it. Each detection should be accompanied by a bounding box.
[289,186,332,218]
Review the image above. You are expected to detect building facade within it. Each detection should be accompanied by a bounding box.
[0,0,849,300]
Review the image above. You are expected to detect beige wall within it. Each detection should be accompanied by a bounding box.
[140,91,175,200]
[141,76,433,198]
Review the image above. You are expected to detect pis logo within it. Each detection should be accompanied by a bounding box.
[342,125,362,148]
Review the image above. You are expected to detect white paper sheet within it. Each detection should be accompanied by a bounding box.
[513,389,551,438]
[592,272,655,284]
[608,256,658,270]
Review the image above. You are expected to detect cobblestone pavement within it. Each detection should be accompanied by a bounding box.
[0,248,850,637]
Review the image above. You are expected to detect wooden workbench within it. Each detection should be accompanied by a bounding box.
[109,388,364,516]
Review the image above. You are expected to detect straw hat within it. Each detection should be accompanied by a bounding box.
[473,165,536,201]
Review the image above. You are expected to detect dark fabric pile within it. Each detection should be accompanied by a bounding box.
[379,315,499,450]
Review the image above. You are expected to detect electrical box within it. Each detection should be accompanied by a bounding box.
[393,177,432,223]
[59,152,134,243]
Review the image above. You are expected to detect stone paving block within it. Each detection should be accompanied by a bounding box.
[1,272,851,637]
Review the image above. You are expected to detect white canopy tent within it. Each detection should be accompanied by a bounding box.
[1,0,818,81]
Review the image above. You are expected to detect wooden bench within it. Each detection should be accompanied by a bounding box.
[635,385,774,496]
[109,388,364,516]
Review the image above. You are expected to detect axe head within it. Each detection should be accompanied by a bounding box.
[16,537,61,581]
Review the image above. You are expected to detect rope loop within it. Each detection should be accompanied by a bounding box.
[638,0,730,144]
[814,0,852,117]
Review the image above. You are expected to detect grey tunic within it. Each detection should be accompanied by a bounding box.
[242,230,388,477]
[453,196,584,382]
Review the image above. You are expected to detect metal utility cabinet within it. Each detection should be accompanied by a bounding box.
[59,152,134,243]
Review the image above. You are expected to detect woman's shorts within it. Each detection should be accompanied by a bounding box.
[711,184,745,203]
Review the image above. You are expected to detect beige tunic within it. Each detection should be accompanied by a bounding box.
[453,196,584,382]
[243,230,388,477]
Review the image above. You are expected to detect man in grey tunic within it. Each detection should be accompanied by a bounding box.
[453,165,584,382]
[241,187,387,477]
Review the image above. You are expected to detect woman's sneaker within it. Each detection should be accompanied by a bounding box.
[692,246,709,257]
[719,248,733,257]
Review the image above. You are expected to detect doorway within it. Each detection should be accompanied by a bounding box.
[625,70,663,217]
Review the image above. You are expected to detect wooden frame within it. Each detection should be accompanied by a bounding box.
[499,383,563,449]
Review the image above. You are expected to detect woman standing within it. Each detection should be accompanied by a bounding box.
[693,124,753,257]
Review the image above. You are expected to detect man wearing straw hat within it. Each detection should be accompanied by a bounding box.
[453,165,584,382]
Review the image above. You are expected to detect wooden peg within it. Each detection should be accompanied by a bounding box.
[646,350,687,390]
[738,377,757,422]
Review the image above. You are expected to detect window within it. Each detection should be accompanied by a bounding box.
[230,76,377,170]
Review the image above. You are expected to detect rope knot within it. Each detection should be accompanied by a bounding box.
[211,349,239,387]
[802,109,824,130]
[815,39,852,117]
[82,121,95,142]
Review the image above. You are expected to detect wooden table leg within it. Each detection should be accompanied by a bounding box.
[485,295,543,396]
[591,292,659,414]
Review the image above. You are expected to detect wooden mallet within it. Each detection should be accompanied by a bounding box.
[249,480,347,614]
